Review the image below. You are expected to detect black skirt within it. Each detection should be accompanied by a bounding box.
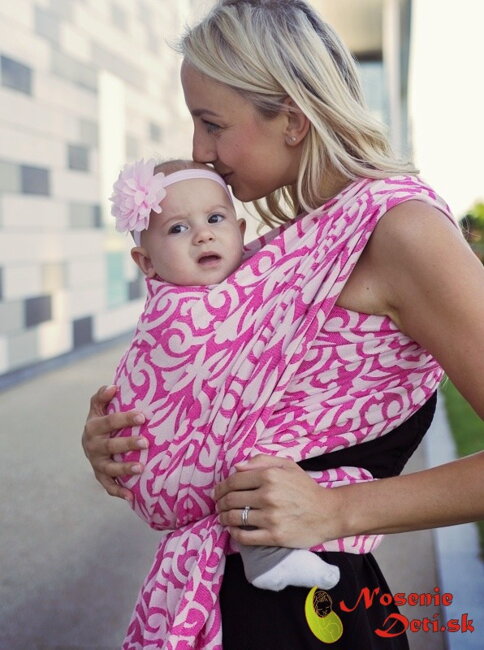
[220,551,409,649]
[219,394,437,649]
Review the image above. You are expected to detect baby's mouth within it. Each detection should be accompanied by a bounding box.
[198,254,222,266]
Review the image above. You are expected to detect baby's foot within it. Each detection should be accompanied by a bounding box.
[251,549,340,592]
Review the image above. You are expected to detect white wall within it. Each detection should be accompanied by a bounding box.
[408,0,484,217]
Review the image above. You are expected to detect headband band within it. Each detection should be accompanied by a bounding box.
[109,159,233,246]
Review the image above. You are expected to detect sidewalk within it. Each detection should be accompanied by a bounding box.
[0,341,481,649]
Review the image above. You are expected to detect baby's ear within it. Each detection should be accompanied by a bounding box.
[131,247,156,278]
[238,218,247,237]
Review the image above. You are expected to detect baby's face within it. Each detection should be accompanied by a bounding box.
[140,178,246,286]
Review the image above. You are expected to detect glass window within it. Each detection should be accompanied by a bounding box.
[68,144,90,172]
[1,55,32,95]
[21,165,50,195]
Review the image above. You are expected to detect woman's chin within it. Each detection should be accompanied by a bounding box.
[231,184,266,203]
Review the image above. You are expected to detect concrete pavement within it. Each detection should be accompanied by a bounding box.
[0,340,481,649]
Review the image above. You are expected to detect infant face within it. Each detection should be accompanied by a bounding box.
[140,177,246,286]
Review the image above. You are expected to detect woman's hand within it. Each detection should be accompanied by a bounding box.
[82,385,149,501]
[214,455,343,548]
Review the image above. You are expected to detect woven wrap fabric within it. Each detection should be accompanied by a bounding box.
[110,176,455,649]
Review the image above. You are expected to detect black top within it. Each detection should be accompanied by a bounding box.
[220,395,437,649]
[297,391,437,478]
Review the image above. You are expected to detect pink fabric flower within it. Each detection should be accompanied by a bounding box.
[110,159,167,236]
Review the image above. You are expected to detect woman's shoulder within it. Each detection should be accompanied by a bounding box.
[353,174,453,220]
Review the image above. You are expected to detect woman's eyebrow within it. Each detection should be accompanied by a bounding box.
[191,108,221,118]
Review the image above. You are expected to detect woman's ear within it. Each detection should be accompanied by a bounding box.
[282,97,310,145]
[131,247,156,278]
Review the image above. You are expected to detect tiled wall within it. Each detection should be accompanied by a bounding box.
[0,0,201,376]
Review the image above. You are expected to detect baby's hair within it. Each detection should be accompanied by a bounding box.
[153,158,215,176]
[179,0,417,227]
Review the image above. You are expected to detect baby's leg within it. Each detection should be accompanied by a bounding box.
[238,544,340,592]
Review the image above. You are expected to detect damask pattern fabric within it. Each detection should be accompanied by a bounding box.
[110,175,455,649]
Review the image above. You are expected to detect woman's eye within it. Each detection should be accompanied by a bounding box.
[168,224,188,234]
[208,213,225,224]
[203,120,221,134]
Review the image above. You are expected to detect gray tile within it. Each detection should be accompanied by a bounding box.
[51,50,97,93]
[7,328,38,370]
[42,262,66,292]
[146,29,160,55]
[67,144,89,172]
[68,202,101,228]
[136,0,153,26]
[35,6,61,45]
[0,266,2,300]
[93,204,102,228]
[49,0,76,21]
[127,274,144,301]
[111,3,127,30]
[126,134,139,160]
[0,300,23,334]
[149,122,162,143]
[1,55,32,95]
[25,294,52,328]
[72,315,93,348]
[0,160,21,193]
[79,119,98,147]
[20,165,50,196]
[91,42,145,91]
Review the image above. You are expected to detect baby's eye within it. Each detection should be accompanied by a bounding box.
[208,213,225,224]
[168,223,188,234]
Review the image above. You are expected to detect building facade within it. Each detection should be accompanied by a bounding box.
[0,0,205,377]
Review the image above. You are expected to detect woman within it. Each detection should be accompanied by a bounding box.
[83,1,484,648]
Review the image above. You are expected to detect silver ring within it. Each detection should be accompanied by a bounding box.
[241,505,251,527]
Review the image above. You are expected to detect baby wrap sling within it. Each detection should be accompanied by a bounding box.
[111,175,454,650]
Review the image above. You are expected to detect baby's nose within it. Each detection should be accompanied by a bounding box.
[194,226,215,243]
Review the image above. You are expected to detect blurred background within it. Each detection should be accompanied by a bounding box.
[0,0,483,380]
[0,1,483,649]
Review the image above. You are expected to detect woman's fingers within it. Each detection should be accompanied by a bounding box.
[234,454,292,471]
[82,385,150,499]
[88,384,117,416]
[95,471,134,502]
[215,457,338,548]
[84,410,145,441]
[214,454,290,501]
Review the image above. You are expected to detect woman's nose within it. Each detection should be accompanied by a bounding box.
[192,129,216,164]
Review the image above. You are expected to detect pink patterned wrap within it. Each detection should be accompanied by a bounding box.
[110,176,455,649]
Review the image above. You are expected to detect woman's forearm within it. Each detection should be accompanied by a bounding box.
[335,451,484,538]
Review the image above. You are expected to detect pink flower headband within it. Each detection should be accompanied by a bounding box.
[110,158,233,245]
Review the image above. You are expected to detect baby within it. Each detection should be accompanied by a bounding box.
[110,157,339,592]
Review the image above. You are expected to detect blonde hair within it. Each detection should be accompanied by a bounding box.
[179,0,417,227]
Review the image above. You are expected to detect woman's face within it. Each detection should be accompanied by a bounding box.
[181,62,302,202]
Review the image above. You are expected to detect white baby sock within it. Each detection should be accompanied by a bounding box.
[251,549,340,592]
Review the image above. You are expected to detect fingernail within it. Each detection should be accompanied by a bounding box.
[137,438,148,449]
[131,464,143,474]
[133,414,145,425]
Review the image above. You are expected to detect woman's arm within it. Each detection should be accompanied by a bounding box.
[215,451,484,546]
[82,385,148,500]
[371,200,484,419]
[216,200,484,546]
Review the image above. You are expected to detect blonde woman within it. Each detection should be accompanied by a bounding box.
[82,1,484,648]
